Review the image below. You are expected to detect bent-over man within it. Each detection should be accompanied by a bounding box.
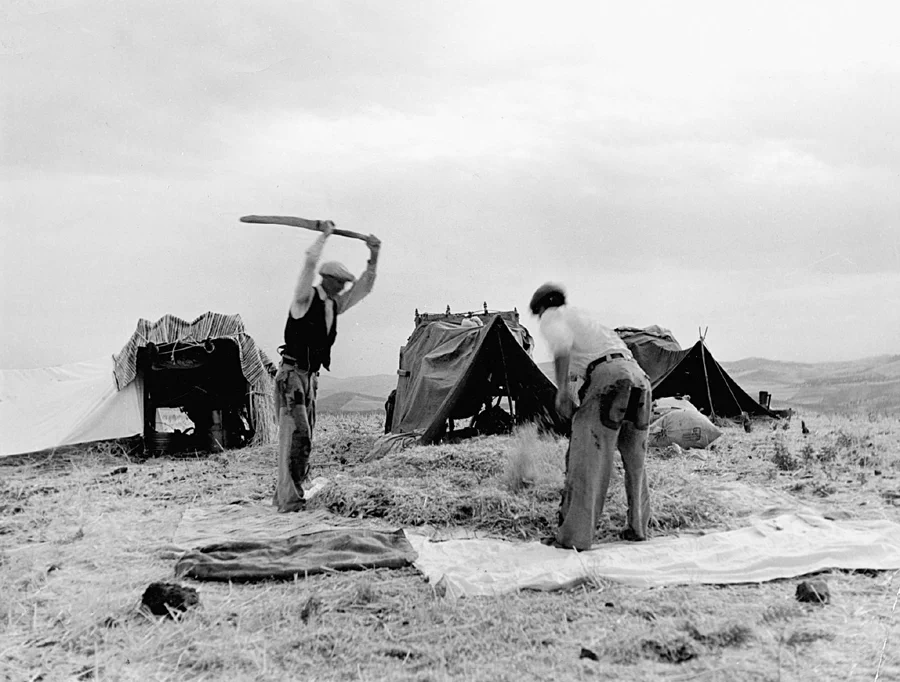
[274,221,381,512]
[530,283,652,550]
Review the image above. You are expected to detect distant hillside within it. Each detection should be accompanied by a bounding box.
[317,374,397,402]
[316,391,386,414]
[721,355,900,414]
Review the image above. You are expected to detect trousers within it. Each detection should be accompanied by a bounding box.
[557,357,652,550]
[272,361,318,512]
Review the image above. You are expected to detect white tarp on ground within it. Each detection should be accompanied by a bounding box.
[407,513,900,598]
[0,357,143,458]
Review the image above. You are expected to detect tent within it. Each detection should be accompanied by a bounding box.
[616,327,776,419]
[390,310,566,444]
[0,312,276,459]
[113,312,278,452]
[0,357,144,458]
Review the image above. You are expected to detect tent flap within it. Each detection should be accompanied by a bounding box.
[0,357,144,458]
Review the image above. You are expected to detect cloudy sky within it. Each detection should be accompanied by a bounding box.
[2,0,898,377]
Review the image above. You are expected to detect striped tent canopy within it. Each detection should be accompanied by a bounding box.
[113,312,277,445]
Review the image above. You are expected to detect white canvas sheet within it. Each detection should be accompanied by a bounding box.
[0,357,143,457]
[408,513,900,598]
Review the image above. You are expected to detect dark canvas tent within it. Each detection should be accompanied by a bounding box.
[616,327,777,419]
[390,311,566,444]
[113,312,278,453]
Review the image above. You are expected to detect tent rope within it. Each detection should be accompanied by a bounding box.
[698,331,716,420]
[712,354,744,416]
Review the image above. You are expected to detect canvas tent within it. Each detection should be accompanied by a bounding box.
[0,358,144,458]
[113,312,277,452]
[390,310,566,444]
[0,312,276,459]
[616,326,776,419]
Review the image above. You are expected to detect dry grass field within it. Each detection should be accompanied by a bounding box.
[1,411,899,681]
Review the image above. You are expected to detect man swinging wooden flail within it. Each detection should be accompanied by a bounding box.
[241,215,382,512]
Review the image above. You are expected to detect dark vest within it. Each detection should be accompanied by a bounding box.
[283,290,338,372]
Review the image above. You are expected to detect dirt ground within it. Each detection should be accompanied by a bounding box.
[1,411,898,681]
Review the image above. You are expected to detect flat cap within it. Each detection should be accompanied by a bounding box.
[319,261,356,283]
[529,282,566,314]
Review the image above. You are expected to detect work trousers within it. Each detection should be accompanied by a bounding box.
[272,362,318,513]
[557,357,652,550]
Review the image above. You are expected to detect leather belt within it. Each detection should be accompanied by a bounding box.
[584,351,632,377]
[578,351,640,402]
[279,352,319,375]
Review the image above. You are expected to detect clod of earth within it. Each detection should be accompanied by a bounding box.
[141,582,200,617]
[579,646,600,661]
[795,579,830,605]
[300,595,321,623]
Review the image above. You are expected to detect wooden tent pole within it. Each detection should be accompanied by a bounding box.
[698,328,716,420]
[497,335,516,421]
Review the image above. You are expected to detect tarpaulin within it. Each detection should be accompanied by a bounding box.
[407,512,900,597]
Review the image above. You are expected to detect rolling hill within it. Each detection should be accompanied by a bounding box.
[317,373,398,403]
[720,355,900,414]
[315,390,387,414]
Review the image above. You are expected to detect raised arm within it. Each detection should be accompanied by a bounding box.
[335,234,381,314]
[289,221,334,319]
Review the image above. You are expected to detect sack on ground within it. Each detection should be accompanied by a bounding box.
[651,395,700,422]
[649,409,722,449]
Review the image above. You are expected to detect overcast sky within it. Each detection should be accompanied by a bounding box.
[2,0,898,377]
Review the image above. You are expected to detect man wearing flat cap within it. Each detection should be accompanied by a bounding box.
[274,222,381,512]
[530,282,652,550]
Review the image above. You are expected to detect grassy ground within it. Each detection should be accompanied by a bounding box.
[1,412,899,681]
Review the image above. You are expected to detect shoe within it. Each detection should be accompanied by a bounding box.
[619,528,646,542]
[540,535,575,550]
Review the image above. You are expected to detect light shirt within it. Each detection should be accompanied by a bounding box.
[539,305,632,384]
[290,233,378,331]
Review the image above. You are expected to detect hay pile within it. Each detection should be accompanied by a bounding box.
[310,431,564,539]
[309,425,738,541]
